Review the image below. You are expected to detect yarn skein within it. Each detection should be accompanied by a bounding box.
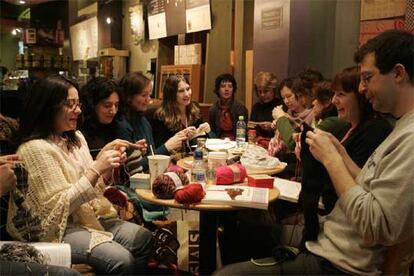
[216,163,247,185]
[152,171,189,199]
[175,183,205,204]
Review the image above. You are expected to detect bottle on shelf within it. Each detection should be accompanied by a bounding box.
[15,54,24,69]
[191,149,206,184]
[23,48,31,68]
[236,115,246,148]
[32,53,39,68]
[43,54,51,69]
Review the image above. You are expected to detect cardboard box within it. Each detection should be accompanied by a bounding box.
[247,174,274,189]
[174,43,202,65]
[130,173,151,189]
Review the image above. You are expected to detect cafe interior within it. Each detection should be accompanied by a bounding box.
[0,0,413,275]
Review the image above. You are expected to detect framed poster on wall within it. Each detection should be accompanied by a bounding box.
[147,0,211,39]
[148,0,167,40]
[70,16,98,60]
[186,0,211,33]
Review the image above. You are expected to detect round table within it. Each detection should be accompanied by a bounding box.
[177,156,286,175]
[136,187,280,275]
[135,186,279,211]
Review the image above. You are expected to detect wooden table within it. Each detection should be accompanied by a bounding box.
[177,156,286,175]
[136,187,280,275]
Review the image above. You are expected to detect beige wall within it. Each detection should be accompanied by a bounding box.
[122,0,158,75]
[203,0,233,104]
[0,33,19,70]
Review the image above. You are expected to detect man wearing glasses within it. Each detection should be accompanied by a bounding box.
[214,29,413,275]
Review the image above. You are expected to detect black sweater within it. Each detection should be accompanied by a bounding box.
[299,116,393,241]
[250,98,282,138]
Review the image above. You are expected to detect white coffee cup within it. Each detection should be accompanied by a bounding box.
[148,155,171,188]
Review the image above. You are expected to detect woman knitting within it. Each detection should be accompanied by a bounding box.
[115,72,186,172]
[151,74,211,151]
[8,75,153,274]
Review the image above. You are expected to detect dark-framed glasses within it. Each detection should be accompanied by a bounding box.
[360,72,377,84]
[64,99,82,110]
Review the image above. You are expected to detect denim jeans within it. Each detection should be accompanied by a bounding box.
[63,218,153,275]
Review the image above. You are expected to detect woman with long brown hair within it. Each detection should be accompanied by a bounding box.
[152,74,211,149]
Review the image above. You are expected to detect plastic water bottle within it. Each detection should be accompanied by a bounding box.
[191,149,206,184]
[236,115,246,148]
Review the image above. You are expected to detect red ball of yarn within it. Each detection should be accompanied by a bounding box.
[175,183,205,204]
[216,163,247,185]
[152,171,189,199]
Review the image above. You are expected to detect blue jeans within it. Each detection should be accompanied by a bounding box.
[63,218,153,275]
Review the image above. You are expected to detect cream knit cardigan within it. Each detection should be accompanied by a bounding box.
[8,131,117,251]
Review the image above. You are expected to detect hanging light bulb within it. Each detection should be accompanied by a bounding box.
[106,17,112,24]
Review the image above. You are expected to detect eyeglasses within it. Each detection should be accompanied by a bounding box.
[360,72,377,84]
[64,99,82,110]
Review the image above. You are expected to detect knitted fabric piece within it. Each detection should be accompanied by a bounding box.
[8,132,114,251]
[299,124,329,241]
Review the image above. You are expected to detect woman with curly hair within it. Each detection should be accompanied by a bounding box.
[79,77,123,158]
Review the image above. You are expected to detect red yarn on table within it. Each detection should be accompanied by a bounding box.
[216,163,247,185]
[174,183,205,204]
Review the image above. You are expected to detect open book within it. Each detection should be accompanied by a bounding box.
[273,178,324,209]
[202,185,269,210]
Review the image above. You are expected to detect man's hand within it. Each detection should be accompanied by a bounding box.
[305,128,356,196]
[305,129,342,166]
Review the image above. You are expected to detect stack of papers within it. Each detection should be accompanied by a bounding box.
[205,139,236,151]
[273,178,324,209]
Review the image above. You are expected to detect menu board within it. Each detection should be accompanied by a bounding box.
[148,0,167,40]
[186,0,211,33]
[147,0,211,40]
[69,17,98,61]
